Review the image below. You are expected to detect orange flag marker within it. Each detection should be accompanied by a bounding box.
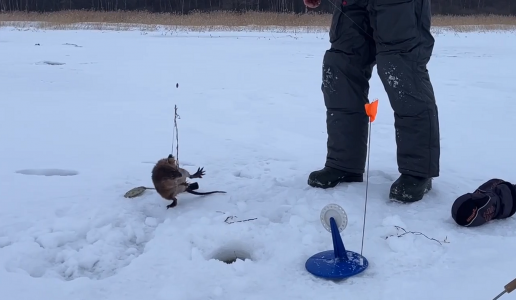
[364,99,379,123]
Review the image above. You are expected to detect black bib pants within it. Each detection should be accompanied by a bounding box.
[322,0,440,178]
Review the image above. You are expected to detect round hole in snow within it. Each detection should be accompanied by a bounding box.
[210,245,253,264]
[15,169,79,176]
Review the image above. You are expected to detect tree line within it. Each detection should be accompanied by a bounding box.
[1,0,514,15]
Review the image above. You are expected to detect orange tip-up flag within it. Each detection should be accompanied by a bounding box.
[364,99,379,123]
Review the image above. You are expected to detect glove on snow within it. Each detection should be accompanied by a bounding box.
[451,179,516,227]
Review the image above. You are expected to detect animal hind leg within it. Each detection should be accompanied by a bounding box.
[177,181,189,193]
[166,197,178,209]
[189,167,205,179]
[187,182,199,190]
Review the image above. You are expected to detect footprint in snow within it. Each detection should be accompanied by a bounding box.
[63,43,82,47]
[2,214,162,281]
[367,170,395,185]
[0,237,11,248]
[232,170,255,179]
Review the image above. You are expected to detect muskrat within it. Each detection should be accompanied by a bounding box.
[151,154,226,209]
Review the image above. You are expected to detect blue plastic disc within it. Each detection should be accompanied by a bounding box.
[305,250,368,280]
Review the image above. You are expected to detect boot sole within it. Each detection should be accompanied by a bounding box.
[307,177,363,189]
[389,179,432,203]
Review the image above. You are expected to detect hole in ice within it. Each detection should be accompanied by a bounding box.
[15,169,79,176]
[36,61,65,66]
[210,245,253,264]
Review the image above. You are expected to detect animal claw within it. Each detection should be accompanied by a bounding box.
[190,167,205,179]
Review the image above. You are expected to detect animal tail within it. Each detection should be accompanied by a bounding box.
[186,190,226,195]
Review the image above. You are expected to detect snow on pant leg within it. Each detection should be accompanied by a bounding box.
[369,0,440,178]
[323,0,376,174]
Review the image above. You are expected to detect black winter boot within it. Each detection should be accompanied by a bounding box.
[389,174,432,203]
[308,166,363,189]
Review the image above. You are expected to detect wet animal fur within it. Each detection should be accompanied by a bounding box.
[151,155,226,209]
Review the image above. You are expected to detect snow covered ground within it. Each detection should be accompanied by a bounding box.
[1,26,515,300]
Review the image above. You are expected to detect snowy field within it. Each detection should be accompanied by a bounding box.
[1,26,516,300]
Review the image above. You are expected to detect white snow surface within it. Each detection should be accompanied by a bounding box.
[1,27,516,300]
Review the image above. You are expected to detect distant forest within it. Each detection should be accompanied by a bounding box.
[1,0,514,15]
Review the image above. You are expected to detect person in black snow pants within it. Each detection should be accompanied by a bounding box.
[304,0,440,203]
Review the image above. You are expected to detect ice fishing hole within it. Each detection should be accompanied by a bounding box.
[15,169,79,176]
[210,245,253,264]
[36,61,66,66]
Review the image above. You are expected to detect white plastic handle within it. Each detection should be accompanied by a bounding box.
[320,203,348,233]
